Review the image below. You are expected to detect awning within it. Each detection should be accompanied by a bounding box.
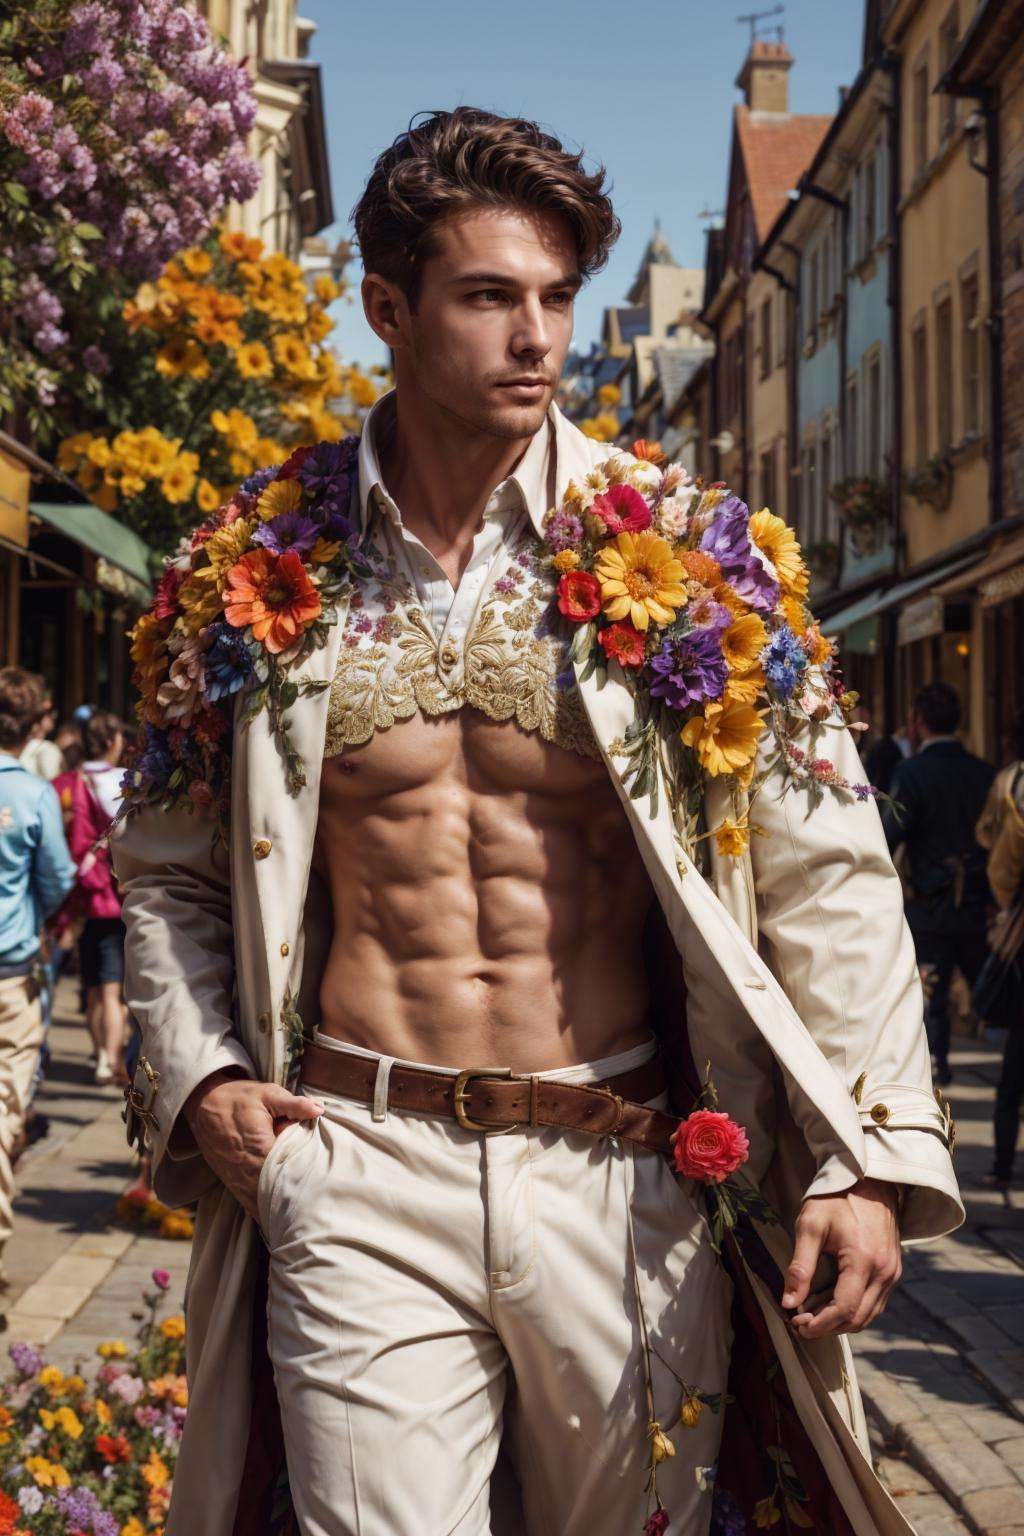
[822,553,981,642]
[30,500,154,605]
[823,588,886,636]
[933,528,1024,607]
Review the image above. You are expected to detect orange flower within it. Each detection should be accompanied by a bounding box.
[681,549,722,586]
[223,548,321,654]
[631,438,667,465]
[95,1432,131,1463]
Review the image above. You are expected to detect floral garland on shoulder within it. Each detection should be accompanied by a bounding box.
[541,440,873,857]
[120,436,379,829]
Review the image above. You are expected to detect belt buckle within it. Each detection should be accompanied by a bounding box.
[453,1066,517,1133]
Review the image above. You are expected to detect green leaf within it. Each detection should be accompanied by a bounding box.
[4,182,28,207]
[74,222,103,241]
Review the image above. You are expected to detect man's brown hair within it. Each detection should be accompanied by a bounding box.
[352,106,620,306]
[0,667,47,751]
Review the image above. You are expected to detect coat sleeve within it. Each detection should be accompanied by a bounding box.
[749,713,963,1243]
[986,779,1024,910]
[109,800,258,1208]
[31,782,77,920]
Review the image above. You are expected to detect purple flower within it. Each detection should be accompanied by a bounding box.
[253,511,320,557]
[545,508,584,553]
[649,628,729,710]
[299,437,358,515]
[761,625,808,700]
[700,498,780,613]
[710,1486,745,1536]
[239,465,278,497]
[8,1340,43,1376]
[82,343,110,375]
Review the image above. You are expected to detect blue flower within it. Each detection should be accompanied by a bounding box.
[239,465,278,497]
[205,623,256,701]
[761,625,808,699]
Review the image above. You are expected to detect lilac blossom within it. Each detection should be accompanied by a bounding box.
[8,1340,43,1376]
[544,508,584,553]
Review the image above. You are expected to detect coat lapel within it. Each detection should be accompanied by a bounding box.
[573,657,865,1170]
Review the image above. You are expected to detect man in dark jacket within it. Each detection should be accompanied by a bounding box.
[883,681,995,1084]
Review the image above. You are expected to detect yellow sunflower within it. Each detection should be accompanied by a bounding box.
[680,696,766,778]
[748,509,809,599]
[161,460,197,505]
[181,249,213,277]
[594,531,687,632]
[196,478,221,513]
[723,667,765,706]
[780,594,809,636]
[256,477,303,522]
[235,340,273,379]
[721,613,767,673]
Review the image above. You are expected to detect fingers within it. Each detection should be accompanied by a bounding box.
[261,1083,324,1122]
[782,1206,826,1312]
[791,1250,902,1339]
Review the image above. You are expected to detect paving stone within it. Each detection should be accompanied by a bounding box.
[962,1486,1024,1526]
[946,1313,1018,1350]
[986,1308,1024,1347]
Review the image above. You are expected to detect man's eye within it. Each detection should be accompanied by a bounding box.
[547,292,573,306]
[472,290,506,303]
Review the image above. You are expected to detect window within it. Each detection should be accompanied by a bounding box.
[939,7,959,141]
[936,296,953,449]
[847,376,860,477]
[867,354,882,474]
[913,61,929,177]
[776,286,788,365]
[864,156,877,255]
[760,296,772,379]
[912,319,929,465]
[961,270,981,434]
[760,445,777,511]
[819,431,834,541]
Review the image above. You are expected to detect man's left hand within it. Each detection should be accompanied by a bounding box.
[781,1178,902,1339]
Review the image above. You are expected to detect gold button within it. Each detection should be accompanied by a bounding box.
[869,1103,891,1125]
[253,839,272,860]
[280,941,290,957]
[257,1011,271,1033]
[440,644,458,667]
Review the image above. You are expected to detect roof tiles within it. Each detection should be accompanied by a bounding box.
[735,107,832,243]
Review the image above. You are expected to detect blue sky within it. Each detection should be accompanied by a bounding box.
[300,0,865,370]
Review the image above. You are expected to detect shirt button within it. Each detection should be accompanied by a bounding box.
[253,839,272,860]
[440,643,459,667]
[280,941,290,957]
[257,1011,271,1033]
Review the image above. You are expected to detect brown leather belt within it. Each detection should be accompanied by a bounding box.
[299,1041,680,1157]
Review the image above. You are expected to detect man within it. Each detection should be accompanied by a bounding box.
[112,108,960,1536]
[977,708,1024,1187]
[0,668,75,1304]
[883,682,995,1086]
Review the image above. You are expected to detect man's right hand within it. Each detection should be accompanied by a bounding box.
[183,1068,324,1221]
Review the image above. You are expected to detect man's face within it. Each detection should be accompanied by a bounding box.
[372,205,580,440]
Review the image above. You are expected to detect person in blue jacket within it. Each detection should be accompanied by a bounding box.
[0,667,75,1304]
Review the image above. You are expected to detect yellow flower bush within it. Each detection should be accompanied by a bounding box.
[58,226,385,551]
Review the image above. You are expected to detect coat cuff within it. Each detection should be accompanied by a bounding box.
[126,1036,257,1209]
[803,1112,964,1244]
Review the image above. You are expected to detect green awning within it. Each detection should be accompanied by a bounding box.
[822,588,885,636]
[30,500,154,601]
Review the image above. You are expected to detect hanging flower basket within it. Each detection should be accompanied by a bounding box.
[905,454,954,511]
[828,476,891,557]
[803,539,840,588]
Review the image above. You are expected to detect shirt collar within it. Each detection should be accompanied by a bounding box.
[354,388,555,543]
[918,735,960,752]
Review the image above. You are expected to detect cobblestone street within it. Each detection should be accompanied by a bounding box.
[3,986,1022,1533]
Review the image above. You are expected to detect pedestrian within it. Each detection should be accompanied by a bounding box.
[65,712,128,1086]
[866,718,912,797]
[53,719,83,773]
[19,695,62,782]
[883,681,995,1084]
[976,707,1024,1187]
[0,667,76,1308]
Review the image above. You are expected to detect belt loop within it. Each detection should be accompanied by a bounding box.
[372,1056,395,1122]
[529,1075,539,1127]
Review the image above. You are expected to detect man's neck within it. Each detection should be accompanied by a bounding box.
[918,733,958,752]
[378,384,538,552]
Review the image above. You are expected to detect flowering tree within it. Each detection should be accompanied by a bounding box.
[0,0,259,435]
[57,231,384,550]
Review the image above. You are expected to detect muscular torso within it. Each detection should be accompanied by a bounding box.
[312,706,656,1070]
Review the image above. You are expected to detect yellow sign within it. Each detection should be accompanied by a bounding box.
[0,448,30,547]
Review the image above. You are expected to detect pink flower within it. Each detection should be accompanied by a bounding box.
[151,1268,171,1290]
[557,570,602,622]
[672,1109,749,1184]
[591,484,652,535]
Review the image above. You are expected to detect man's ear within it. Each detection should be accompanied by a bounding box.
[362,272,407,351]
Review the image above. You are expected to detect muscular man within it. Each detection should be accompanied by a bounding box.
[113,108,961,1536]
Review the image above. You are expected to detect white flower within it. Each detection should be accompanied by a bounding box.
[18,1485,44,1513]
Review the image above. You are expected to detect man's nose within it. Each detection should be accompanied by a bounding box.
[510,298,553,360]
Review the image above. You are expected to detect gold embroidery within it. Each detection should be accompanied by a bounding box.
[324,538,599,760]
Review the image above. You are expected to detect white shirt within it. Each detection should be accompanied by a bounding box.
[82,760,123,821]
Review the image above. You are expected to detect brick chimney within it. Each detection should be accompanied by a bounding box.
[735,39,793,113]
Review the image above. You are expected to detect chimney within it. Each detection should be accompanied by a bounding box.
[735,39,793,114]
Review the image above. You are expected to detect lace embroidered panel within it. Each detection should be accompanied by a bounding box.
[324,526,600,761]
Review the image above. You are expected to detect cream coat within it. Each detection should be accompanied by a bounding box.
[111,404,963,1536]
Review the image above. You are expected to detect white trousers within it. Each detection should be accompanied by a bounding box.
[258,1031,734,1536]
[0,973,42,1274]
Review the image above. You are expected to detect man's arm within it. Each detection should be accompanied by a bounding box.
[985,780,1024,910]
[31,782,77,919]
[748,711,962,1336]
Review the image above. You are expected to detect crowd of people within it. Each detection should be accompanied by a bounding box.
[0,665,136,1325]
[869,681,1024,1189]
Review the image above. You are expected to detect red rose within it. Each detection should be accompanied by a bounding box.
[599,621,645,668]
[557,569,602,622]
[671,1109,749,1184]
[591,484,652,535]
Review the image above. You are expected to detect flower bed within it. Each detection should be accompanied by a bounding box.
[0,1274,184,1534]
